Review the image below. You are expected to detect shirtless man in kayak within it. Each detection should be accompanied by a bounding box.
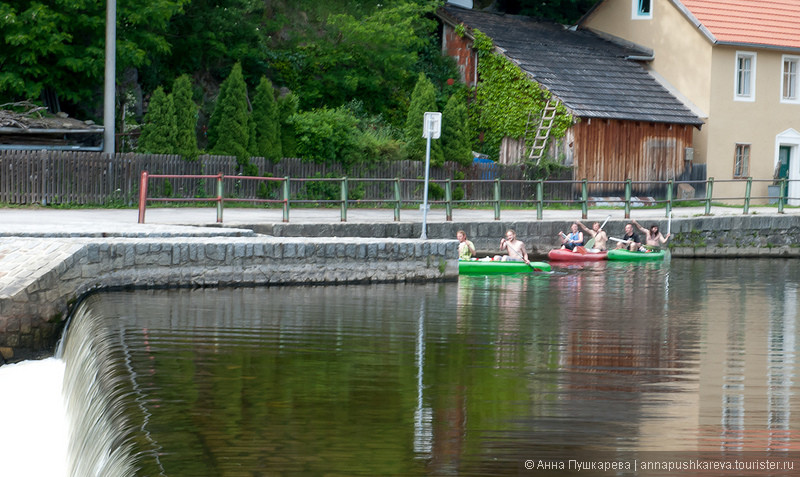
[575,220,608,251]
[494,229,530,264]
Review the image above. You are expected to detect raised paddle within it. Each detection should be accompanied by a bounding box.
[584,215,611,249]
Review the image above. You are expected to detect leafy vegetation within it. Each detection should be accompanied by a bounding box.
[1,0,600,172]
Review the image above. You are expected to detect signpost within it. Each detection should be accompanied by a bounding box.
[420,112,441,240]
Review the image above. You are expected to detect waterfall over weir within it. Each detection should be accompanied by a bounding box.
[59,295,164,477]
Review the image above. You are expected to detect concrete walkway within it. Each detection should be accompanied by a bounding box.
[2,205,798,237]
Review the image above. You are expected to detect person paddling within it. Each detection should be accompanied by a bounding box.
[494,229,530,264]
[575,220,608,251]
[631,219,670,249]
[457,230,476,260]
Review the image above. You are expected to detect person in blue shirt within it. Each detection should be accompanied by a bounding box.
[559,223,584,251]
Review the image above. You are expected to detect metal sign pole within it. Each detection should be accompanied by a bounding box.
[419,112,441,240]
[420,135,432,239]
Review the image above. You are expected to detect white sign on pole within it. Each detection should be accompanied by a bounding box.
[422,112,441,139]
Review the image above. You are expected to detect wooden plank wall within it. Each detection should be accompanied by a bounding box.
[0,151,562,205]
[572,119,694,194]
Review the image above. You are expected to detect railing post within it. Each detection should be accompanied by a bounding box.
[624,178,632,219]
[705,177,714,215]
[779,178,787,214]
[394,178,401,222]
[536,179,543,221]
[216,172,224,223]
[445,179,452,222]
[743,177,752,215]
[666,179,673,218]
[340,176,347,222]
[137,170,149,223]
[581,178,588,220]
[493,178,501,221]
[282,176,290,222]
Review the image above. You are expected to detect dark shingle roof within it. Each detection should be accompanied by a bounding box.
[439,5,704,126]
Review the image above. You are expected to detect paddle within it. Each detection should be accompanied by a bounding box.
[584,215,611,249]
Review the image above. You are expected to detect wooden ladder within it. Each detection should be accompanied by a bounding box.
[525,99,558,163]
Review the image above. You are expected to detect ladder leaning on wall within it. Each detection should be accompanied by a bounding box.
[524,98,558,164]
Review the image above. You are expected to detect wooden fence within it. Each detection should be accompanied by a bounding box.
[0,150,574,206]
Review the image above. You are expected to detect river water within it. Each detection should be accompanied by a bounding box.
[5,258,800,476]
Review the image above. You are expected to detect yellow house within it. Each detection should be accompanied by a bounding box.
[580,0,800,205]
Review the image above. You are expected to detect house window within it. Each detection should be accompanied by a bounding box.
[733,144,750,178]
[632,0,652,19]
[735,52,756,101]
[782,56,799,102]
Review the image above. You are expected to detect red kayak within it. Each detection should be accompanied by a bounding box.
[547,248,608,261]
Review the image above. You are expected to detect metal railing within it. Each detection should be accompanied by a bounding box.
[137,171,797,223]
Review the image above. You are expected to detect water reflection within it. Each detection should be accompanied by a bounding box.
[59,259,800,475]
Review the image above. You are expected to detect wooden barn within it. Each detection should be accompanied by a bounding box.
[437,3,704,194]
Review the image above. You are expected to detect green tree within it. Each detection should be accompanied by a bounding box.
[404,73,443,165]
[0,0,186,116]
[145,0,267,88]
[442,91,472,167]
[290,106,360,167]
[138,86,177,154]
[251,78,282,161]
[208,63,251,170]
[277,92,299,158]
[172,75,199,161]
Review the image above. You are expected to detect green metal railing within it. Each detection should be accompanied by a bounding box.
[137,171,796,224]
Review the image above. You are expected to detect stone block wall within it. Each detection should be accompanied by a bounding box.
[0,236,458,362]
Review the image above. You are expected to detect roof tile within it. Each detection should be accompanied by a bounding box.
[679,0,800,49]
[440,6,703,125]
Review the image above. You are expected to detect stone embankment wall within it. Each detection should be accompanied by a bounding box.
[0,236,457,363]
[251,215,800,257]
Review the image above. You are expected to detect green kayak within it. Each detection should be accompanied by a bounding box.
[459,260,551,275]
[607,249,666,261]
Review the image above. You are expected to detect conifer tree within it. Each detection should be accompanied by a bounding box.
[172,75,199,161]
[277,92,299,158]
[138,86,176,154]
[208,63,251,169]
[442,92,472,167]
[251,77,282,161]
[403,73,443,165]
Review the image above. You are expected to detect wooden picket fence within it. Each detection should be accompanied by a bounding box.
[0,150,567,206]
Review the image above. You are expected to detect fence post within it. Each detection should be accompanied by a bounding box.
[493,178,501,221]
[216,173,224,223]
[581,179,588,220]
[394,178,401,222]
[536,179,543,221]
[743,177,752,215]
[624,178,631,219]
[779,178,787,214]
[666,179,673,218]
[445,179,452,222]
[137,170,149,223]
[705,177,714,215]
[282,176,290,222]
[340,176,347,222]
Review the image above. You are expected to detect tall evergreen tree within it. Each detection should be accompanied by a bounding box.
[251,77,282,161]
[208,63,251,169]
[277,92,299,158]
[442,92,472,167]
[172,74,199,161]
[403,73,443,165]
[138,86,176,154]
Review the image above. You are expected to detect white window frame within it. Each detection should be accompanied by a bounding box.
[632,0,652,20]
[781,55,799,104]
[734,51,756,102]
[733,143,750,179]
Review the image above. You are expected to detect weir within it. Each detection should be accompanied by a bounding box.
[58,295,163,477]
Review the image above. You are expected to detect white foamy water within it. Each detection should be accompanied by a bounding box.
[0,358,68,477]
